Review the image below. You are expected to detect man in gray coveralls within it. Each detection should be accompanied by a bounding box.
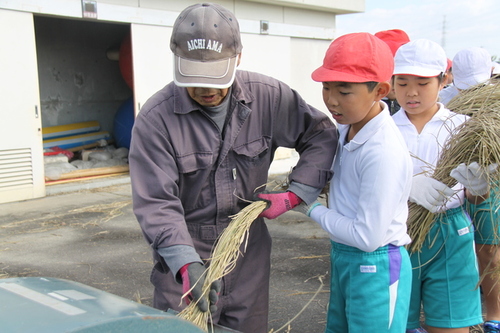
[129,3,338,332]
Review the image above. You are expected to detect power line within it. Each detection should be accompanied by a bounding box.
[441,15,446,49]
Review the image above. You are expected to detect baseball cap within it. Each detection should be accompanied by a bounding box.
[374,29,410,56]
[170,3,243,88]
[312,32,394,83]
[452,47,492,89]
[393,39,447,77]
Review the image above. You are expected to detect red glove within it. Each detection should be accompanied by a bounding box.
[256,191,302,219]
[179,263,220,312]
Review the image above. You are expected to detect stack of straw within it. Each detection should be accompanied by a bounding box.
[178,200,268,331]
[408,81,500,253]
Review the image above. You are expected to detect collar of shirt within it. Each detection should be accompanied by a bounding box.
[338,101,391,152]
[392,102,451,126]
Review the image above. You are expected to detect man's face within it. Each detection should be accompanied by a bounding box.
[186,87,230,107]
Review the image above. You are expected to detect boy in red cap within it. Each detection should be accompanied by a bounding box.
[375,29,410,56]
[375,29,411,115]
[445,58,453,86]
[294,32,413,332]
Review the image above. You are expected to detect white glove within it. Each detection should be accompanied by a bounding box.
[450,162,497,196]
[293,201,322,217]
[409,174,455,213]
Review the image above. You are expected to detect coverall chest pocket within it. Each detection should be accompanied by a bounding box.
[233,137,270,168]
[177,152,214,211]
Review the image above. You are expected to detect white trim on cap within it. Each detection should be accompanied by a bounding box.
[178,58,232,79]
[172,57,238,89]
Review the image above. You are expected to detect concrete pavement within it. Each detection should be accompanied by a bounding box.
[0,171,331,332]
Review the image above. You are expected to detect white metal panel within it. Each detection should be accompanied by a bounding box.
[234,1,283,22]
[239,34,331,119]
[289,37,332,114]
[0,1,335,40]
[238,18,333,39]
[0,0,81,17]
[131,23,173,115]
[238,34,291,84]
[284,6,336,28]
[96,2,178,26]
[132,0,234,16]
[244,0,364,13]
[0,9,45,203]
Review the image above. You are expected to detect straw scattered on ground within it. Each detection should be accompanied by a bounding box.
[268,274,325,333]
[0,200,131,234]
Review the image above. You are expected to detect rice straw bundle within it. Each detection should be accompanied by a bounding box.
[408,82,500,253]
[447,80,500,114]
[178,200,268,331]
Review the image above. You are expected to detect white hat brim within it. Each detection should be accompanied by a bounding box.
[393,65,442,78]
[173,55,238,89]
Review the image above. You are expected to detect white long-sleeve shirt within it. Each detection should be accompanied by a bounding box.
[310,103,413,252]
[392,103,468,210]
[439,85,459,106]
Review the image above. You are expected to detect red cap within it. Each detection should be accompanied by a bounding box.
[446,58,452,71]
[374,29,410,56]
[312,32,394,83]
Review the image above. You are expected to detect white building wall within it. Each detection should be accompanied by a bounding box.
[0,0,365,110]
[0,0,364,202]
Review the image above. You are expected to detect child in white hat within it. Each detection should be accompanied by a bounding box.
[449,48,500,333]
[294,32,413,332]
[392,39,490,333]
[439,47,493,105]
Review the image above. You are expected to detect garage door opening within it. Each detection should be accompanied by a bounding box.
[34,15,133,186]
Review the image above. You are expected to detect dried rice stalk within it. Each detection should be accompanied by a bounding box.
[178,200,267,331]
[408,82,500,253]
[446,80,500,114]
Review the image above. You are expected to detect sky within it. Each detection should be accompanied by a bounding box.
[336,0,500,60]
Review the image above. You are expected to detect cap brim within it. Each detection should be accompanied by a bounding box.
[393,65,442,78]
[454,73,491,90]
[312,66,390,83]
[173,55,238,89]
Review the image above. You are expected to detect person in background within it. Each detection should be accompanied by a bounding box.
[492,62,500,79]
[465,167,500,333]
[444,58,454,87]
[439,50,499,332]
[375,29,410,115]
[392,39,490,333]
[439,47,493,105]
[128,3,338,333]
[294,32,413,332]
[450,48,500,333]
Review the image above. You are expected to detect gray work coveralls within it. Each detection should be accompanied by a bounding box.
[129,70,338,333]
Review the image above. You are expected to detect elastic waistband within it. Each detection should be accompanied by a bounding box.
[437,206,466,219]
[186,223,229,241]
[331,241,400,256]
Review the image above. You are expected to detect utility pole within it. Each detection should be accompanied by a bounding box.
[441,15,446,51]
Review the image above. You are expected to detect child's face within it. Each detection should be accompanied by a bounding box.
[321,82,382,128]
[394,75,444,117]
